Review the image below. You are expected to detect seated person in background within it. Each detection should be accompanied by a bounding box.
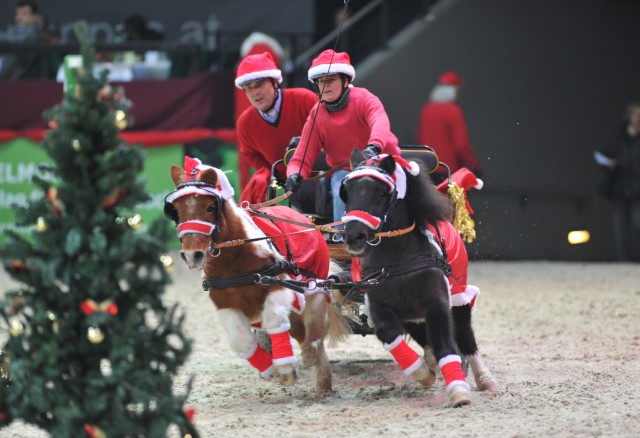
[0,1,42,79]
[235,52,318,204]
[123,14,163,41]
[285,49,401,224]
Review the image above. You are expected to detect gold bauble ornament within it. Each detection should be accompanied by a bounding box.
[87,326,105,344]
[9,318,24,336]
[160,254,174,273]
[36,217,48,232]
[127,213,143,230]
[47,311,59,334]
[114,110,127,130]
[0,349,10,379]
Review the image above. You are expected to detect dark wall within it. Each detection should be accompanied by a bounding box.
[359,0,640,260]
[0,1,313,47]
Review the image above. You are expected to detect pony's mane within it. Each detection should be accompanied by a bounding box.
[404,160,452,225]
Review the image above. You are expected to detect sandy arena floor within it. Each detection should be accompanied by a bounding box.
[2,256,639,437]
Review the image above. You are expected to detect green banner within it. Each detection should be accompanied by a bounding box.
[0,138,184,242]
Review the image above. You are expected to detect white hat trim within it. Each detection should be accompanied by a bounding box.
[235,69,283,88]
[240,32,284,58]
[308,63,356,82]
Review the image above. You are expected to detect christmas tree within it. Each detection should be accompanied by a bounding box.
[0,22,198,437]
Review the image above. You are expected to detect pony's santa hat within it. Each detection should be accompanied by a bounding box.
[308,49,356,83]
[343,154,419,200]
[435,167,482,214]
[235,52,283,89]
[165,156,235,203]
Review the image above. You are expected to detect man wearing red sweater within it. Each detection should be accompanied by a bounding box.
[235,52,318,204]
[285,49,401,224]
[416,72,482,183]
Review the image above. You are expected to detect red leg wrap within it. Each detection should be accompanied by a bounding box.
[384,336,422,374]
[440,356,466,386]
[269,330,297,366]
[247,345,273,374]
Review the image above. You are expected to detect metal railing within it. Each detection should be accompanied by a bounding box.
[292,0,439,85]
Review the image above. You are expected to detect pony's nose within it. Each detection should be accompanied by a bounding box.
[180,250,206,270]
[346,231,367,248]
[192,250,205,266]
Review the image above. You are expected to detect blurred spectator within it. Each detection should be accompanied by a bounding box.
[124,14,163,41]
[416,71,482,184]
[595,101,640,261]
[0,1,42,79]
[34,11,60,44]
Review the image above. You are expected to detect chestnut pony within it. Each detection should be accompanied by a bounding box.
[340,149,496,407]
[165,157,349,394]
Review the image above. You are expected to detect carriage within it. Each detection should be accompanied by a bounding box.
[164,144,495,406]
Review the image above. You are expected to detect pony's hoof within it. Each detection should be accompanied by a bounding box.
[411,365,436,388]
[449,387,471,408]
[277,368,298,386]
[424,349,440,373]
[476,373,498,392]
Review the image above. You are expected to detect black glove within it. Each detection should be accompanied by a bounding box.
[284,173,303,193]
[363,144,382,158]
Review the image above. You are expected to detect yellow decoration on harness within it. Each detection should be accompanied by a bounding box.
[448,181,476,244]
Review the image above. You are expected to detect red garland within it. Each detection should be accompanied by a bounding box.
[84,424,96,438]
[10,260,25,273]
[184,408,196,422]
[80,299,118,316]
[102,189,129,209]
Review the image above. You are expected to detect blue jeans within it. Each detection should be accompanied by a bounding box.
[331,169,349,224]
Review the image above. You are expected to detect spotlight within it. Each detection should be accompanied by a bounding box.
[568,230,590,245]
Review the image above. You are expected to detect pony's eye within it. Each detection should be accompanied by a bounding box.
[206,204,215,213]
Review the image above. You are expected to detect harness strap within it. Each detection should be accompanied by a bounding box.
[373,222,416,238]
[202,259,300,292]
[247,208,344,234]
[362,254,451,281]
[249,160,350,209]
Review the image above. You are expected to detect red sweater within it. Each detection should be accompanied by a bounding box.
[416,101,480,174]
[237,88,317,203]
[287,87,400,178]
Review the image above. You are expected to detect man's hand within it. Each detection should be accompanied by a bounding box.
[363,144,382,158]
[284,173,303,193]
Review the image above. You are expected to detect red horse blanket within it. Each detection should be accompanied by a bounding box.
[250,206,329,280]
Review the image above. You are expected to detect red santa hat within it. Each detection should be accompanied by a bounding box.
[307,49,356,83]
[165,156,235,203]
[240,32,284,65]
[235,52,283,89]
[438,71,465,86]
[435,167,482,214]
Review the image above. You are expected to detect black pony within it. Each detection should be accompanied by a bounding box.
[341,149,495,407]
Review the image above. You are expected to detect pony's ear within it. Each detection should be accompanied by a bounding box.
[378,154,396,175]
[197,168,219,186]
[170,165,186,186]
[350,148,366,168]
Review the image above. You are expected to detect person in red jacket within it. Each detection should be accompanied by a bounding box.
[416,71,482,183]
[235,52,318,204]
[234,33,286,190]
[285,49,401,225]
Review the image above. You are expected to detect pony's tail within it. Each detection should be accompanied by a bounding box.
[324,260,354,346]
